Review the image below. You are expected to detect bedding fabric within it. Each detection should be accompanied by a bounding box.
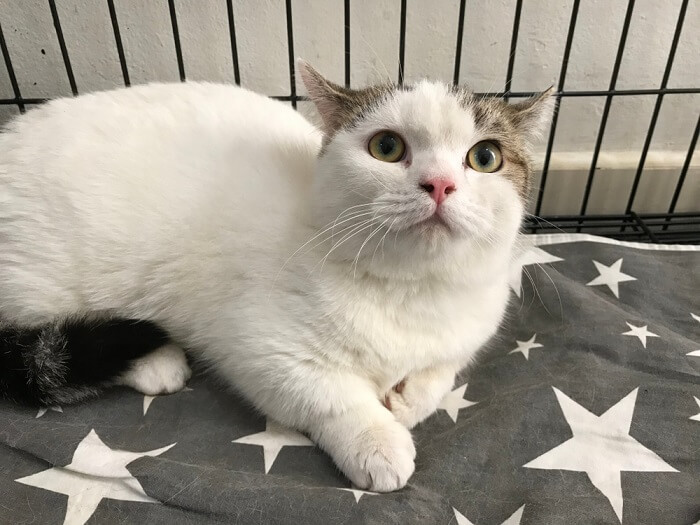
[1,234,699,525]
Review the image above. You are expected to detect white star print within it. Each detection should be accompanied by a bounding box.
[687,349,700,357]
[586,258,636,298]
[338,487,378,503]
[622,322,659,349]
[437,383,477,423]
[524,387,677,523]
[692,313,700,323]
[35,406,62,418]
[143,386,193,415]
[232,419,313,473]
[690,397,700,422]
[509,245,563,297]
[453,504,524,525]
[508,334,544,360]
[15,429,174,525]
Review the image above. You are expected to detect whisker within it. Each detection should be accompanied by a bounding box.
[275,209,379,277]
[306,211,387,254]
[367,168,392,192]
[533,262,563,321]
[527,214,567,235]
[372,217,397,265]
[316,216,386,273]
[353,218,391,278]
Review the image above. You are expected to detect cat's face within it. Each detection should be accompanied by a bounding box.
[300,61,553,279]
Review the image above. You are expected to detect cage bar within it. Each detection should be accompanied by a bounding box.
[452,0,466,85]
[579,0,636,223]
[285,0,296,109]
[225,0,241,85]
[667,115,699,216]
[4,87,700,108]
[0,2,696,244]
[503,0,523,102]
[48,0,78,95]
[167,0,186,82]
[397,0,407,85]
[534,0,580,217]
[0,18,24,113]
[624,0,689,216]
[107,0,130,87]
[344,0,350,88]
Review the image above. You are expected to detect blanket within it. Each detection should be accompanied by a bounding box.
[1,234,698,525]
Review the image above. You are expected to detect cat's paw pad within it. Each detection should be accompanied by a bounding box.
[342,420,416,492]
[117,344,192,395]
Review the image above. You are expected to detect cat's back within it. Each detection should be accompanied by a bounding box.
[0,81,320,244]
[1,81,320,189]
[0,82,321,323]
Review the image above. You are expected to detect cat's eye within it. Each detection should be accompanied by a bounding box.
[466,141,502,173]
[368,131,406,163]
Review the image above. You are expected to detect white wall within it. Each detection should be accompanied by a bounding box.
[0,0,698,214]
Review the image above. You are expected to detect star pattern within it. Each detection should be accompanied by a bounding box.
[1,238,698,523]
[15,429,174,525]
[453,505,524,525]
[36,406,62,418]
[338,487,378,503]
[524,388,677,523]
[586,258,636,298]
[437,383,477,423]
[509,246,563,297]
[622,322,659,348]
[508,334,544,360]
[690,397,700,422]
[233,419,313,473]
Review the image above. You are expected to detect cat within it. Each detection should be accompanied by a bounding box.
[0,60,553,491]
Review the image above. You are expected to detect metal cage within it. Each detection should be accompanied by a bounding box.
[0,0,698,243]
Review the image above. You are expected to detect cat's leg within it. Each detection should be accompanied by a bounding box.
[383,364,456,429]
[115,344,192,395]
[247,368,415,492]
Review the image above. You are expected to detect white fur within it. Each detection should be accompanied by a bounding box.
[0,80,533,491]
[115,344,192,395]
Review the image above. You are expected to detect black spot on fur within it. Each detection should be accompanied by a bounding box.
[0,318,170,406]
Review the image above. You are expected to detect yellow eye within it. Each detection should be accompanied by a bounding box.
[466,141,503,173]
[368,131,406,163]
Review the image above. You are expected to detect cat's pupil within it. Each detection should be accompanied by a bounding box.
[379,135,396,155]
[476,147,494,166]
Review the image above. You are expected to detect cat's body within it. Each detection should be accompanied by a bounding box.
[0,63,552,491]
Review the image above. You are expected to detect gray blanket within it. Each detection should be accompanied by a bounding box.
[1,234,699,525]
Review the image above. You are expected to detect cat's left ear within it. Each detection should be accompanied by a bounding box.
[298,59,353,136]
[508,87,556,139]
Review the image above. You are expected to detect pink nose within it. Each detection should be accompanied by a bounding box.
[420,178,456,206]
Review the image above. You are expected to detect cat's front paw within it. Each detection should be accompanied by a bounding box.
[339,419,416,492]
[116,344,192,395]
[383,379,434,429]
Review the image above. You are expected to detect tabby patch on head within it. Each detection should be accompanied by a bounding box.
[298,59,397,143]
[299,60,553,202]
[299,59,554,265]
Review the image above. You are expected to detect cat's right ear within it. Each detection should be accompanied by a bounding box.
[297,59,352,136]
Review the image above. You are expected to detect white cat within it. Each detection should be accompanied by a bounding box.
[0,60,552,491]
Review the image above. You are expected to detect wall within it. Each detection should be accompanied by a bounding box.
[0,0,698,214]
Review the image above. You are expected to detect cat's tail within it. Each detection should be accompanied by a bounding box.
[0,317,170,406]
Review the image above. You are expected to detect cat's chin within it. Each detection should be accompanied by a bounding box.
[408,218,457,245]
[416,214,452,231]
[407,214,484,244]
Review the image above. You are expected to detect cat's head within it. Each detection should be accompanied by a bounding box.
[299,60,553,280]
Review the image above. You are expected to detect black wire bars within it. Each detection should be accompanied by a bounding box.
[0,1,698,243]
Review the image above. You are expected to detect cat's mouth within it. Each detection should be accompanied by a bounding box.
[414,213,453,233]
